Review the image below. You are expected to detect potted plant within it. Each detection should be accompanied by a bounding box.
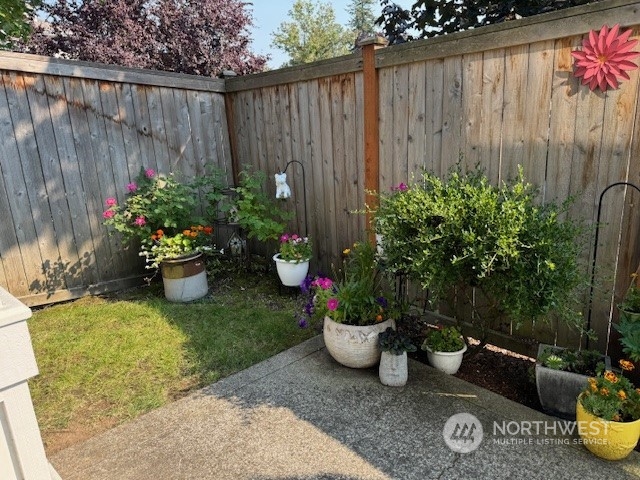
[615,274,640,365]
[273,233,312,287]
[373,166,586,347]
[535,344,609,420]
[298,241,398,368]
[421,325,467,374]
[378,327,416,387]
[576,360,640,460]
[102,167,219,302]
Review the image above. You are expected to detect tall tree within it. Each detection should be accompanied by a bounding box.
[271,0,352,67]
[19,0,267,77]
[377,0,604,44]
[0,0,40,48]
[347,0,378,35]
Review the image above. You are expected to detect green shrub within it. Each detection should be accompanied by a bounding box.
[374,165,587,339]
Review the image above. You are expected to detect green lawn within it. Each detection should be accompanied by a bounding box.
[27,273,314,453]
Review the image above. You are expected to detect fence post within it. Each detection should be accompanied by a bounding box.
[359,36,387,242]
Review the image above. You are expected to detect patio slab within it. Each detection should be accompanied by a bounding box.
[51,335,640,480]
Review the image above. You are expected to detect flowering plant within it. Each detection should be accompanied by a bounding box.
[421,325,465,353]
[580,360,640,422]
[102,167,217,269]
[139,225,214,269]
[102,167,198,245]
[298,240,396,327]
[278,233,312,263]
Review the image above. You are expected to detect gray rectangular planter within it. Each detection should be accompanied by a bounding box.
[535,344,610,421]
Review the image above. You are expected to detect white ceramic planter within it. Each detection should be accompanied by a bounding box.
[273,253,310,287]
[379,351,408,386]
[425,344,467,374]
[160,252,208,302]
[323,316,395,368]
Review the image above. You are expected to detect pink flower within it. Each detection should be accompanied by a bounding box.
[145,168,155,178]
[398,183,408,191]
[327,298,339,311]
[571,24,640,92]
[102,210,115,219]
[280,234,290,243]
[134,216,146,226]
[105,197,117,207]
[291,234,299,240]
[319,278,333,290]
[127,182,138,192]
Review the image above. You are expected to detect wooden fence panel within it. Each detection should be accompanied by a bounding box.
[0,53,230,305]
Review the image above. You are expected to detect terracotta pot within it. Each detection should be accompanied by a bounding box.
[323,316,395,369]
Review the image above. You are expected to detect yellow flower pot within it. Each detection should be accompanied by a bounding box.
[576,394,640,460]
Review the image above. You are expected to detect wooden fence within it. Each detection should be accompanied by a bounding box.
[0,52,232,305]
[225,0,640,353]
[1,0,640,355]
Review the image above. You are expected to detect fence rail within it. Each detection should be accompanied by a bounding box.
[1,0,640,355]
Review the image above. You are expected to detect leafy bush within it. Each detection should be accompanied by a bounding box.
[374,165,586,339]
[538,346,604,376]
[232,168,292,242]
[421,325,465,353]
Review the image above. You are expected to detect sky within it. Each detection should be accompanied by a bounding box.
[247,0,415,69]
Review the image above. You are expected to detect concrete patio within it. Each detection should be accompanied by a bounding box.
[51,335,640,479]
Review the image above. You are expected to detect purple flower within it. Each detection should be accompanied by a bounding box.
[376,297,388,308]
[397,182,408,191]
[134,216,146,226]
[298,317,308,328]
[127,182,138,192]
[280,234,290,243]
[300,275,314,293]
[304,302,314,316]
[105,197,117,207]
[145,168,155,178]
[327,298,339,311]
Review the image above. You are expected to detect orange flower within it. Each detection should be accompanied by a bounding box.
[613,414,622,422]
[588,378,598,392]
[619,359,635,372]
[190,232,198,238]
[375,314,383,322]
[203,226,213,235]
[156,229,164,236]
[617,390,627,400]
[197,225,204,231]
[604,371,618,383]
[600,388,610,396]
[151,234,157,241]
[182,230,190,236]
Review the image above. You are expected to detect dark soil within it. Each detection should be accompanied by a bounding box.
[397,316,542,413]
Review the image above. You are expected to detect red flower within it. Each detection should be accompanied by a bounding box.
[571,24,640,92]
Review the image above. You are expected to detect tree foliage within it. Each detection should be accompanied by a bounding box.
[271,0,353,67]
[347,0,378,35]
[377,0,604,44]
[19,0,267,77]
[0,0,40,48]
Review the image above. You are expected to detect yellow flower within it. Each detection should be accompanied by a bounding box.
[588,378,598,392]
[617,390,627,400]
[604,371,618,383]
[619,359,635,371]
[343,248,351,255]
[600,388,610,396]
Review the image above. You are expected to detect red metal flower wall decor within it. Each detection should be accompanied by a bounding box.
[571,24,639,92]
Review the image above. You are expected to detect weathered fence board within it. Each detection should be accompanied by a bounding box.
[0,54,231,305]
[1,0,640,356]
